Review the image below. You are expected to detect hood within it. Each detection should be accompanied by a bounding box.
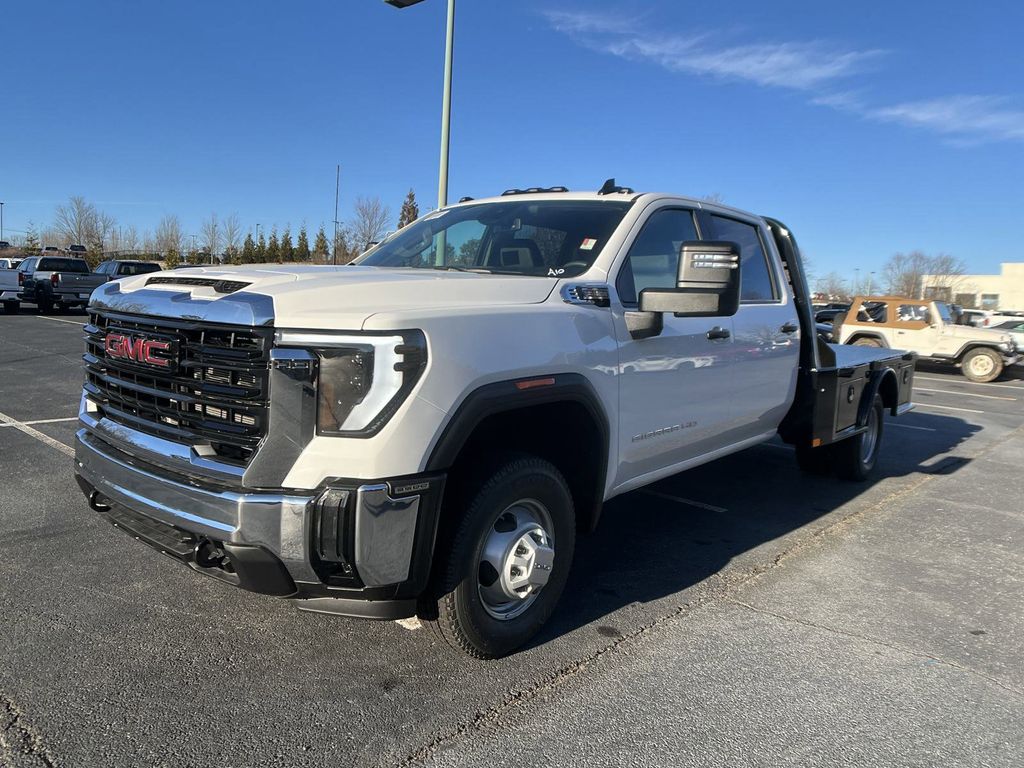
[946,324,1014,345]
[92,265,559,329]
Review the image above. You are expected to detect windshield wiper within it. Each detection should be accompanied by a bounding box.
[431,265,534,276]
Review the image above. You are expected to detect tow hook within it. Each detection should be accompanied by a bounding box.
[88,490,112,512]
[194,539,232,571]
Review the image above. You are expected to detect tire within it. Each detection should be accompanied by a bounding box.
[429,455,575,659]
[834,395,884,481]
[2,301,18,315]
[795,442,832,475]
[852,337,882,347]
[961,347,1003,383]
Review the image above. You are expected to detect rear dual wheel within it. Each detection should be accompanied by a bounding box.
[429,455,575,659]
[795,395,884,482]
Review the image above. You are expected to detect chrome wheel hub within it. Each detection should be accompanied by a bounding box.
[477,499,555,621]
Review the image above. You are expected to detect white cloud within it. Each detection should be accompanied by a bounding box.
[609,37,882,90]
[543,8,1024,146]
[543,9,638,36]
[869,95,1024,143]
[543,9,881,91]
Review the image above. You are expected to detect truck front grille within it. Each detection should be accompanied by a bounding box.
[83,310,272,465]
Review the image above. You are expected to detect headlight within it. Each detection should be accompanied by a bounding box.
[275,330,427,437]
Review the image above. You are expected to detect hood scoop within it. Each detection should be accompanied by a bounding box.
[146,276,251,294]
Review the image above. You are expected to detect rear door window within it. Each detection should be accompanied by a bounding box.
[707,215,777,302]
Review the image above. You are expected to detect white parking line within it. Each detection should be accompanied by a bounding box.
[0,409,75,456]
[916,375,1024,390]
[33,315,86,326]
[915,403,985,414]
[641,490,728,513]
[915,387,1016,402]
[890,423,937,432]
[0,416,78,427]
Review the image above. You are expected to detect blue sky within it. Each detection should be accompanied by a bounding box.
[2,0,1022,281]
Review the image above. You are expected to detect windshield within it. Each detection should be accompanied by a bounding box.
[934,301,953,324]
[354,199,632,277]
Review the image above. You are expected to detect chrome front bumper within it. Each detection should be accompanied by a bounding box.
[74,423,440,598]
[75,427,321,583]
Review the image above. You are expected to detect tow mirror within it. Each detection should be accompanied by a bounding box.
[638,241,741,319]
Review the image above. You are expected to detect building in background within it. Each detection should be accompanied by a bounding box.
[922,262,1024,310]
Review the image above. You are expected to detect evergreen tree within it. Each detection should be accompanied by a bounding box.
[164,247,181,270]
[280,227,293,263]
[313,225,330,262]
[397,189,419,228]
[296,225,311,262]
[25,221,40,253]
[256,232,267,262]
[241,232,256,263]
[266,229,280,263]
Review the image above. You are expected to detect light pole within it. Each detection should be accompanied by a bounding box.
[385,0,456,209]
[0,201,4,242]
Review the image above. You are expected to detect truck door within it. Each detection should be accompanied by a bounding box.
[704,213,799,442]
[611,206,739,489]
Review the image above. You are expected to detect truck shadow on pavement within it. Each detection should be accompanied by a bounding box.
[538,413,980,648]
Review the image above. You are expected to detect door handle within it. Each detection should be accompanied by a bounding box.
[780,322,799,334]
[706,326,730,340]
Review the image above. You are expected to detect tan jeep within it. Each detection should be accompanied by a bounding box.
[835,296,1020,383]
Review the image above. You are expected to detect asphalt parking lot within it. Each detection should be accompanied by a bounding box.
[1,309,1022,768]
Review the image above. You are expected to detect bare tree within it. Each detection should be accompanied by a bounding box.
[222,213,242,255]
[154,215,184,254]
[54,196,99,246]
[122,224,140,252]
[349,196,391,253]
[201,213,221,257]
[93,211,117,251]
[922,253,968,298]
[814,272,851,301]
[882,251,931,298]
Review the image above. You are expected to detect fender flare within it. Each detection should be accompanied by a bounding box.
[857,367,898,425]
[425,373,610,530]
[953,341,1007,361]
[845,331,889,348]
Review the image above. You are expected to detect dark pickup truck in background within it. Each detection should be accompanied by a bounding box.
[94,259,163,281]
[15,256,108,313]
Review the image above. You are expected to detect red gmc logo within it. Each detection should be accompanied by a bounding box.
[104,333,173,369]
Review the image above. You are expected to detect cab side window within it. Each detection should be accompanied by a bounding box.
[708,215,777,302]
[896,304,928,323]
[616,209,699,305]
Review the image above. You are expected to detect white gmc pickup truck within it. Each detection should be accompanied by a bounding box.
[74,184,916,658]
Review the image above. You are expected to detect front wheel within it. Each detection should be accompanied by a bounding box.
[429,455,575,659]
[2,301,18,315]
[961,347,1003,383]
[833,395,884,481]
